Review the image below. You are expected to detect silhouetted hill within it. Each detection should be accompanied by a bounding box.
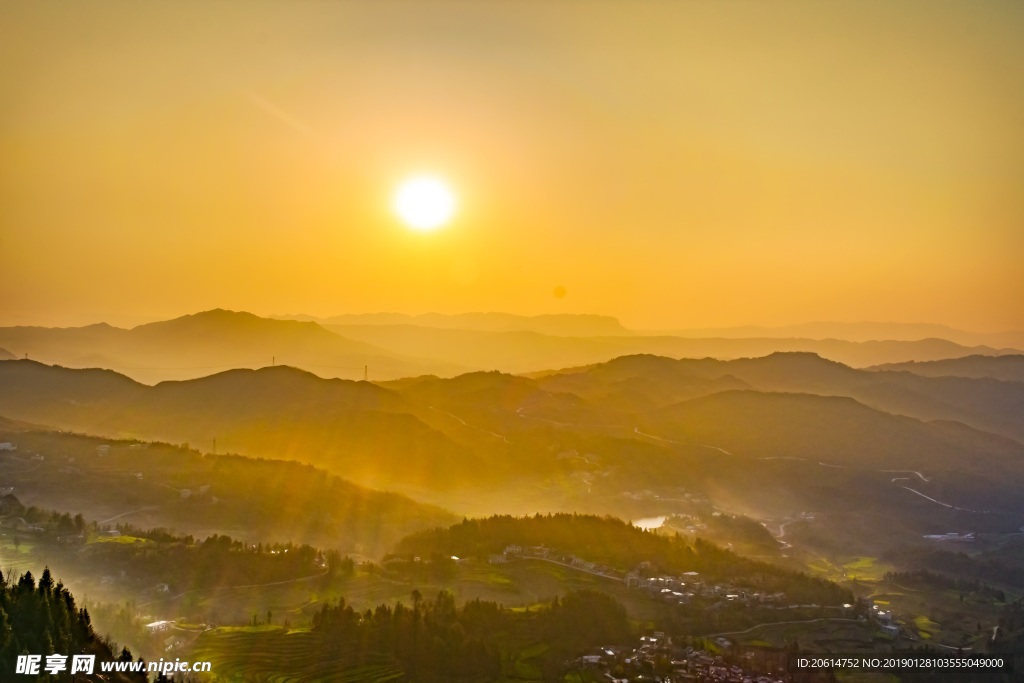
[644,336,1016,366]
[870,354,1024,382]
[382,370,606,445]
[150,364,408,415]
[537,352,1024,443]
[533,354,754,409]
[0,359,146,416]
[386,370,566,413]
[532,350,848,399]
[0,309,463,383]
[644,390,1019,472]
[130,309,363,349]
[0,414,47,432]
[0,360,484,491]
[0,347,14,360]
[633,389,1024,520]
[0,322,124,366]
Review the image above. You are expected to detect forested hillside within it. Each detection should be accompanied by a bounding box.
[0,568,145,682]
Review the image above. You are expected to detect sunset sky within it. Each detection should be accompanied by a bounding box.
[2,1,1022,331]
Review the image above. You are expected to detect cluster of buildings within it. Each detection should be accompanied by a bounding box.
[489,545,620,578]
[626,567,785,610]
[575,632,788,683]
[144,620,189,654]
[489,546,790,614]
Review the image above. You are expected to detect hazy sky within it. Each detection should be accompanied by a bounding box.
[2,1,1022,331]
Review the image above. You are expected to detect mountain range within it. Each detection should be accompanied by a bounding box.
[276,311,632,336]
[870,354,1024,382]
[658,321,1024,349]
[0,360,484,492]
[533,352,1024,443]
[3,310,1019,386]
[0,309,462,383]
[328,324,1017,374]
[3,348,1023,552]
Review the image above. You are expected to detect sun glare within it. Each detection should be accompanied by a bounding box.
[393,175,457,232]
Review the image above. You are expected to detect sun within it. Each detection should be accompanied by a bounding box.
[393,175,457,232]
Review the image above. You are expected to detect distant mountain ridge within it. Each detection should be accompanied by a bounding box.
[870,354,1024,382]
[659,321,1024,349]
[3,311,1019,386]
[276,311,632,336]
[535,352,1024,443]
[332,323,1018,374]
[0,309,464,383]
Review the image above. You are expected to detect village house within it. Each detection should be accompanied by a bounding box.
[146,620,173,634]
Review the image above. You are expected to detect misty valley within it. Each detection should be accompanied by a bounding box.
[0,311,1022,681]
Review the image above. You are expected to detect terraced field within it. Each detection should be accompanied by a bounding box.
[191,627,404,682]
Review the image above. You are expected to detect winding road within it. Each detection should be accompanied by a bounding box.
[430,406,510,443]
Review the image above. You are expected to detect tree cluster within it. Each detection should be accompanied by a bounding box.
[892,548,1024,590]
[0,568,145,682]
[311,588,631,682]
[884,569,1006,603]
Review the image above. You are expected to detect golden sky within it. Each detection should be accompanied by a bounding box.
[2,1,1022,331]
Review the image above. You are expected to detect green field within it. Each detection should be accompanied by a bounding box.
[192,623,559,683]
[912,614,941,640]
[191,627,404,683]
[730,619,879,652]
[805,555,892,584]
[92,534,152,545]
[843,577,1007,652]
